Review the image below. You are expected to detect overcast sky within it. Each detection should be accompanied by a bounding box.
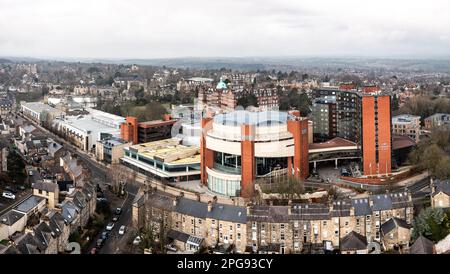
[1,0,450,59]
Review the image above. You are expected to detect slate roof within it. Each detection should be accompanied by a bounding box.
[381,217,412,235]
[0,210,25,226]
[331,199,352,217]
[351,197,372,216]
[340,231,368,251]
[248,205,290,223]
[33,181,58,193]
[291,204,330,220]
[207,203,247,224]
[14,195,45,214]
[410,236,435,254]
[167,229,191,243]
[370,192,412,211]
[175,198,208,219]
[433,180,450,196]
[61,201,79,224]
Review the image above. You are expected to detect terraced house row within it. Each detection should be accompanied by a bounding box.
[132,190,414,254]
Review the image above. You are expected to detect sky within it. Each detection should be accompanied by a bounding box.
[1,0,450,59]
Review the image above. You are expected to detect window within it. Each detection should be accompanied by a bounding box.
[323,221,327,226]
[230,234,233,240]
[237,233,241,240]
[294,221,299,228]
[38,189,42,194]
[344,221,349,226]
[212,220,215,224]
[230,225,233,230]
[252,222,257,229]
[280,224,285,230]
[198,219,202,224]
[182,217,185,222]
[191,219,194,225]
[191,228,194,234]
[237,224,241,229]
[220,224,223,229]
[280,233,285,241]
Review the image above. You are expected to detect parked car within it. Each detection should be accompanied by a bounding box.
[96,197,107,202]
[90,247,97,254]
[133,236,142,245]
[2,191,16,200]
[118,225,126,235]
[165,244,177,252]
[101,231,109,240]
[115,207,122,215]
[17,185,26,191]
[112,215,119,222]
[96,238,105,248]
[106,222,114,231]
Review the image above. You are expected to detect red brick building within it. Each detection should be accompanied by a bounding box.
[361,95,392,175]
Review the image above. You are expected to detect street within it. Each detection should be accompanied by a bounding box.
[14,110,141,254]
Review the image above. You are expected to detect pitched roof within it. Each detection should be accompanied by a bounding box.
[381,217,412,235]
[207,203,247,224]
[410,236,435,254]
[371,192,412,211]
[33,181,59,193]
[433,180,450,196]
[351,197,372,216]
[167,229,190,243]
[0,210,26,226]
[340,231,368,251]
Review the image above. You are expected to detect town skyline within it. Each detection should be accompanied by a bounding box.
[1,0,450,59]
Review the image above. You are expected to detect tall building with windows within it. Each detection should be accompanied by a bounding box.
[361,95,392,176]
[200,110,309,198]
[311,88,361,143]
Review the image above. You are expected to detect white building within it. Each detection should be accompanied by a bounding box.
[20,102,65,123]
[392,114,421,143]
[54,108,125,152]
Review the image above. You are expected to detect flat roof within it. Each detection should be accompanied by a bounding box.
[309,137,357,150]
[129,138,200,165]
[21,102,63,114]
[213,110,295,127]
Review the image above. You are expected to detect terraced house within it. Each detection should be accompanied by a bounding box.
[133,190,413,254]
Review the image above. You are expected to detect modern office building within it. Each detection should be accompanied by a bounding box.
[121,138,201,182]
[361,95,392,176]
[120,115,177,144]
[53,108,125,152]
[392,114,421,143]
[200,110,309,198]
[20,102,65,124]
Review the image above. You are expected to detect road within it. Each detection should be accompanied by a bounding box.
[88,182,140,254]
[15,110,141,253]
[0,190,32,216]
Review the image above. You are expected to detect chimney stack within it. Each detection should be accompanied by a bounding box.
[207,201,212,212]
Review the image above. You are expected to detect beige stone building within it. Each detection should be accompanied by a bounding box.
[431,179,450,208]
[133,190,413,254]
[95,137,131,164]
[32,181,59,210]
[380,217,412,251]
